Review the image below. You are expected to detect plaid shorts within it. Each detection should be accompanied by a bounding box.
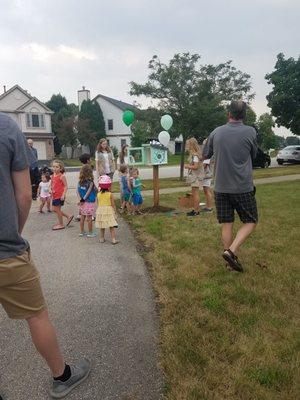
[214,191,258,223]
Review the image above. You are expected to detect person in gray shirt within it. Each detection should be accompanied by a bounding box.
[203,100,258,272]
[0,113,90,398]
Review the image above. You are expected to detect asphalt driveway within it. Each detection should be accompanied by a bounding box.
[0,204,162,400]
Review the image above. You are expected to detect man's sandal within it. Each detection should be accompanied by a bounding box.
[222,249,244,272]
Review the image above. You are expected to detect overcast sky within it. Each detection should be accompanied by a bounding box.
[1,0,299,135]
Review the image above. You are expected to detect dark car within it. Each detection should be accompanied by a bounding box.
[253,148,271,168]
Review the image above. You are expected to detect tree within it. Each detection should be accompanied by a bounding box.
[56,118,77,157]
[285,136,300,146]
[244,107,257,126]
[46,94,78,152]
[131,120,152,147]
[257,113,277,150]
[130,53,254,178]
[79,100,106,142]
[266,53,300,135]
[76,118,98,153]
[274,135,286,149]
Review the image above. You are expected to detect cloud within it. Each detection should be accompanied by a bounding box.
[20,43,97,62]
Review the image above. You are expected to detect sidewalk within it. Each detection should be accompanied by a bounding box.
[0,204,162,400]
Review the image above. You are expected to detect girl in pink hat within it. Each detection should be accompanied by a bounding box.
[95,175,118,244]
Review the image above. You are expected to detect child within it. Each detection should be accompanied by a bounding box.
[130,168,143,214]
[37,173,51,213]
[51,160,74,230]
[95,175,118,244]
[202,159,213,212]
[77,164,97,237]
[76,153,93,222]
[119,164,132,213]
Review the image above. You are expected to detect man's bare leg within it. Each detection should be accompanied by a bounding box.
[26,309,65,377]
[230,223,257,254]
[222,222,234,250]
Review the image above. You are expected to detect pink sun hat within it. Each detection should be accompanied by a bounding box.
[98,174,112,189]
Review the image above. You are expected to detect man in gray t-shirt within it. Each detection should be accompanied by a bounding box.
[0,113,90,398]
[203,101,258,272]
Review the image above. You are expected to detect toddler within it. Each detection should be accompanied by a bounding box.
[95,175,118,244]
[130,168,143,214]
[37,173,51,213]
[77,165,97,237]
[119,165,132,213]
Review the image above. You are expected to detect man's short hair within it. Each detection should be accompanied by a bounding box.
[228,100,247,121]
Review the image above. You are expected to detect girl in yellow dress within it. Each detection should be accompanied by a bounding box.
[96,175,118,244]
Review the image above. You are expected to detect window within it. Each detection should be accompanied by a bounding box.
[26,113,45,128]
[108,119,113,130]
[121,139,127,147]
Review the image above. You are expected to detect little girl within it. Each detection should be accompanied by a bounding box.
[119,164,132,213]
[77,164,97,237]
[95,175,118,244]
[51,160,74,230]
[37,173,51,213]
[130,168,143,214]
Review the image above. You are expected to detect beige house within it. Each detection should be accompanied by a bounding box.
[0,84,54,160]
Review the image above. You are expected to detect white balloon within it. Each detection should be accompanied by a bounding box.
[158,131,170,147]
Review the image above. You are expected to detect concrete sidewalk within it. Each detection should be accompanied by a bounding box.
[0,205,162,400]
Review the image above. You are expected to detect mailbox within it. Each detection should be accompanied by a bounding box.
[128,144,168,166]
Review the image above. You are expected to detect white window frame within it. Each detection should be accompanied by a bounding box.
[107,119,113,131]
[26,113,45,128]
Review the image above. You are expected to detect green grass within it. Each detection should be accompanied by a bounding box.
[253,164,300,179]
[112,165,300,193]
[125,181,300,400]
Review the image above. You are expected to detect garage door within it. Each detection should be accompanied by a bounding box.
[34,141,47,160]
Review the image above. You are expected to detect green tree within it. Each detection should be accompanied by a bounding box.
[244,107,257,126]
[46,94,78,151]
[257,113,277,150]
[131,119,152,147]
[266,53,300,135]
[130,53,254,178]
[79,100,106,141]
[274,135,286,148]
[76,118,98,153]
[285,136,300,146]
[56,117,77,157]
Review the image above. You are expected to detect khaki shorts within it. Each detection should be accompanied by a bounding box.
[0,250,46,319]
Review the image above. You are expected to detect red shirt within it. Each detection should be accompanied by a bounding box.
[51,173,65,199]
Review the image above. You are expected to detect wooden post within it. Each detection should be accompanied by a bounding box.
[153,164,159,207]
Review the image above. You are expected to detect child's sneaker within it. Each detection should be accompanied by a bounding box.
[50,359,91,399]
[78,232,86,237]
[86,232,97,238]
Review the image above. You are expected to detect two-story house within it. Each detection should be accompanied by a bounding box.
[78,87,135,151]
[0,85,54,160]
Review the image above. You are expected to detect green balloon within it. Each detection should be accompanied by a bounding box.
[160,114,173,131]
[123,110,135,126]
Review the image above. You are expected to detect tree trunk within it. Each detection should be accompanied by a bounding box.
[180,137,186,180]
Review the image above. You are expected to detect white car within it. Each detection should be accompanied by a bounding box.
[277,146,300,165]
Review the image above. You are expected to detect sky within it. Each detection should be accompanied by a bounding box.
[0,0,299,136]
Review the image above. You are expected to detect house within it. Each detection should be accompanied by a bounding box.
[0,84,54,160]
[78,87,135,151]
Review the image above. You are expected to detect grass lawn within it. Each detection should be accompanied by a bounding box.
[111,165,300,192]
[125,181,300,400]
[253,164,300,179]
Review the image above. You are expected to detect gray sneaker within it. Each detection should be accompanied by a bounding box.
[50,359,91,399]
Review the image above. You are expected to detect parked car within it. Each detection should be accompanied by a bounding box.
[253,148,271,168]
[277,146,300,165]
